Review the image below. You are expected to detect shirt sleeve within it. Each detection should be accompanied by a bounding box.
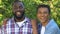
[1,26,5,34]
[0,28,1,34]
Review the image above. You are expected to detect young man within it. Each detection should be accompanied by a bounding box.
[37,4,59,34]
[1,0,38,34]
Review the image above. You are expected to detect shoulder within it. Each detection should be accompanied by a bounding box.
[47,19,59,29]
[51,19,59,30]
[46,19,59,33]
[2,18,12,27]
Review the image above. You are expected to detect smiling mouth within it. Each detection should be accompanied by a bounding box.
[16,12,21,15]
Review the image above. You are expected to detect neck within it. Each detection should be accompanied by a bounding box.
[42,19,50,27]
[14,16,25,22]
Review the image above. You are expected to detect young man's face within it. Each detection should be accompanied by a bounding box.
[12,2,25,19]
[37,7,50,23]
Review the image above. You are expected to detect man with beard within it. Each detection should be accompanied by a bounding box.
[1,0,38,34]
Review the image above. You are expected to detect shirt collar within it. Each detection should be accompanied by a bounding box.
[11,17,30,24]
[38,19,55,28]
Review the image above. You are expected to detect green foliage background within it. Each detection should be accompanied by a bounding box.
[0,0,60,28]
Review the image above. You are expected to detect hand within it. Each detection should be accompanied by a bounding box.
[31,19,38,34]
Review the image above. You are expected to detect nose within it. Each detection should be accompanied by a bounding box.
[16,8,22,12]
[41,13,45,17]
[14,8,20,12]
[17,8,20,10]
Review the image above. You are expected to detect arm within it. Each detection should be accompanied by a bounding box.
[31,19,38,34]
[1,18,8,34]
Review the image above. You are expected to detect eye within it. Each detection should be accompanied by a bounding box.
[43,11,48,14]
[19,5,23,8]
[19,6,22,8]
[14,7,17,9]
[13,6,18,9]
[37,11,41,14]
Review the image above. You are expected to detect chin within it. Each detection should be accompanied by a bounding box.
[40,20,46,23]
[41,21,45,23]
[16,15,22,18]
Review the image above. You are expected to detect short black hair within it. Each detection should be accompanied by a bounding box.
[37,4,51,14]
[12,0,23,5]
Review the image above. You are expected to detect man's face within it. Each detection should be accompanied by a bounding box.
[37,7,50,23]
[12,2,25,19]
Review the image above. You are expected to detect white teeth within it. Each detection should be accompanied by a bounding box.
[17,12,21,14]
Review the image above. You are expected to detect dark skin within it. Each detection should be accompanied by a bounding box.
[3,1,38,34]
[12,2,38,34]
[12,2,25,22]
[2,2,25,26]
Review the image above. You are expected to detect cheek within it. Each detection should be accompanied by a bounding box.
[44,14,49,20]
[45,14,49,17]
[37,14,41,19]
[12,10,15,13]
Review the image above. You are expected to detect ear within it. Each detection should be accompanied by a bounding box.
[31,19,38,34]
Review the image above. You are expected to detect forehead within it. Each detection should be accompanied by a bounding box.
[13,2,24,7]
[38,7,49,11]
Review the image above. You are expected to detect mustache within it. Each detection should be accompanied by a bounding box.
[13,11,25,16]
[13,12,25,19]
[13,11,25,15]
[15,11,24,13]
[14,9,25,12]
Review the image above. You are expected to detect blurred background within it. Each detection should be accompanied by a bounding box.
[0,0,60,28]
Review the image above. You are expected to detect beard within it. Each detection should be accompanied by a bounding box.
[13,11,25,20]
